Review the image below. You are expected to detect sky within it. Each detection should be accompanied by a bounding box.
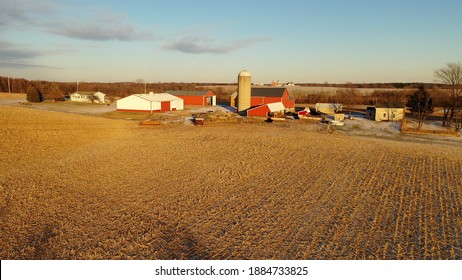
[1,0,461,84]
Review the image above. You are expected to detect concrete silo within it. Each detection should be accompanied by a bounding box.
[237,70,251,112]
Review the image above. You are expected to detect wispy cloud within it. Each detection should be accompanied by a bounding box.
[47,10,155,41]
[1,1,155,41]
[0,0,55,28]
[0,41,58,69]
[163,36,270,54]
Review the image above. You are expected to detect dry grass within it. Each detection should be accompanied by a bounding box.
[1,105,461,260]
[0,93,26,99]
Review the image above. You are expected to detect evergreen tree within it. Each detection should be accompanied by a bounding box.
[26,86,43,102]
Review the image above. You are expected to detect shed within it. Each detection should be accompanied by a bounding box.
[116,93,183,113]
[373,102,405,122]
[247,102,286,117]
[334,112,345,121]
[165,90,216,106]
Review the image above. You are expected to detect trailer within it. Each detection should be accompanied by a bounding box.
[193,117,205,126]
[138,120,161,126]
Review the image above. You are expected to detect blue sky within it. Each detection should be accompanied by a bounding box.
[1,0,461,84]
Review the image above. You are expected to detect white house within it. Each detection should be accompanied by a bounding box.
[367,102,405,122]
[70,91,106,103]
[116,93,184,113]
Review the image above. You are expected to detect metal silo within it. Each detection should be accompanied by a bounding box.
[237,70,251,112]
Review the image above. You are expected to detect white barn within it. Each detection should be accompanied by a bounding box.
[116,93,184,113]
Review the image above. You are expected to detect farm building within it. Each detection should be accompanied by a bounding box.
[334,112,345,121]
[247,102,286,117]
[230,87,295,110]
[367,102,405,122]
[165,90,216,106]
[315,103,342,115]
[69,91,106,103]
[116,93,183,113]
[251,87,295,109]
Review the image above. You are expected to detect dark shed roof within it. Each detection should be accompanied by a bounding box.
[375,101,405,108]
[251,87,287,97]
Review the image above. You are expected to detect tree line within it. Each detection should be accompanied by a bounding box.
[0,77,196,100]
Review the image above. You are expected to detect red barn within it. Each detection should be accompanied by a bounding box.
[250,87,295,109]
[166,91,216,106]
[247,102,286,117]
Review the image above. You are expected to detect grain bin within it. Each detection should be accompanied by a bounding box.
[237,70,251,112]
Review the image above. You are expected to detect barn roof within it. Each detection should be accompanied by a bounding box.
[165,90,213,96]
[251,87,287,97]
[71,91,105,96]
[133,93,182,102]
[249,102,285,112]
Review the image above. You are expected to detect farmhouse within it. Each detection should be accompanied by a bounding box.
[69,91,106,103]
[247,102,286,117]
[165,90,216,106]
[367,102,405,122]
[116,93,183,113]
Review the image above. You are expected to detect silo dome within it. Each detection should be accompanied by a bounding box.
[238,70,251,77]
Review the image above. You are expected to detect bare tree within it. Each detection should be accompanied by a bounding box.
[330,103,342,113]
[431,86,452,126]
[136,79,147,93]
[336,82,359,119]
[42,82,63,100]
[434,62,462,124]
[453,111,462,132]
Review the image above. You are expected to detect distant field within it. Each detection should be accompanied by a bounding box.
[202,85,400,95]
[1,105,461,259]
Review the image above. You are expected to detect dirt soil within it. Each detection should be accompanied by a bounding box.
[1,104,461,260]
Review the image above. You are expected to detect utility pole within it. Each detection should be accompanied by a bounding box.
[77,82,79,92]
[7,77,11,93]
[144,82,147,94]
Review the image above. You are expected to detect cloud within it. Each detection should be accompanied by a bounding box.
[163,36,269,54]
[0,0,55,28]
[49,22,154,41]
[1,1,155,41]
[47,10,155,41]
[0,41,58,69]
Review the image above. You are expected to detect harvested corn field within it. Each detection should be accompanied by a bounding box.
[1,105,461,259]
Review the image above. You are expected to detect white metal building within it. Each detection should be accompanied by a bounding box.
[116,93,184,113]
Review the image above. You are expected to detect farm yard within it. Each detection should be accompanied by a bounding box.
[1,104,462,260]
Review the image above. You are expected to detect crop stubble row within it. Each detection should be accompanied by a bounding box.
[1,105,461,259]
